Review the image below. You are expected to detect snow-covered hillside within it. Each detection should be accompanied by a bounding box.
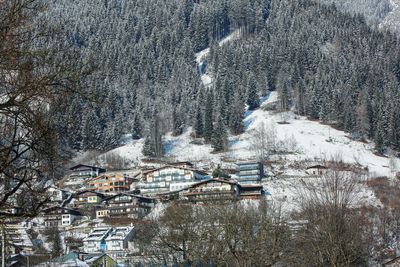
[195,30,241,87]
[96,91,398,179]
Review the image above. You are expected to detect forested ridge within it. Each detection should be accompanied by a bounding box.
[44,0,400,155]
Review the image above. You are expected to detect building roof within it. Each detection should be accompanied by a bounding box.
[169,161,194,166]
[83,228,112,242]
[43,206,83,216]
[190,178,238,188]
[236,161,262,166]
[306,164,328,170]
[69,164,106,172]
[49,252,116,266]
[104,227,134,242]
[102,192,156,203]
[141,165,209,176]
[75,190,105,198]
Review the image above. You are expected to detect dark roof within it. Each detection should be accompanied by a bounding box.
[142,165,209,176]
[169,161,194,166]
[236,161,262,166]
[43,206,82,216]
[306,165,328,170]
[102,192,156,203]
[74,190,105,198]
[69,164,106,172]
[190,178,238,188]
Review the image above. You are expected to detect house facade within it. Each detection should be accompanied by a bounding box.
[47,187,70,202]
[306,165,328,176]
[75,191,105,206]
[183,178,239,203]
[104,227,135,251]
[138,166,209,194]
[236,162,264,184]
[238,184,264,199]
[83,227,113,253]
[87,175,133,193]
[42,207,82,227]
[96,194,156,219]
[96,208,110,218]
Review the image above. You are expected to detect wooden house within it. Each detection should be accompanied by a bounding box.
[96,193,156,219]
[42,207,82,227]
[183,178,239,203]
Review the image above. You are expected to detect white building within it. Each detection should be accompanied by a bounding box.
[48,187,70,202]
[104,227,135,251]
[83,227,112,253]
[138,166,210,194]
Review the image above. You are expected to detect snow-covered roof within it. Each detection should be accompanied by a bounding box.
[104,227,134,242]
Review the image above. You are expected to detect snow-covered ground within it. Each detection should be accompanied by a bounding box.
[94,91,398,178]
[195,29,241,87]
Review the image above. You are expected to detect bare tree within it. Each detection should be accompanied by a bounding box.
[250,121,278,161]
[142,201,289,266]
[0,0,80,218]
[287,163,368,266]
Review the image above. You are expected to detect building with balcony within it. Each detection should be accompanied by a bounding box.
[42,207,82,227]
[96,193,156,219]
[138,166,210,195]
[104,227,135,252]
[87,174,134,193]
[236,162,264,184]
[183,178,239,203]
[83,227,113,253]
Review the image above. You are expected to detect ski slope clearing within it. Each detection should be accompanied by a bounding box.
[196,30,241,87]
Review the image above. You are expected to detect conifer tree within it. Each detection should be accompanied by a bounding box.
[142,135,154,157]
[204,91,214,143]
[194,106,204,138]
[212,115,228,152]
[132,115,142,140]
[247,74,259,110]
[229,95,245,135]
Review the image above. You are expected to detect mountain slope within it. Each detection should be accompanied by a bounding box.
[85,91,399,179]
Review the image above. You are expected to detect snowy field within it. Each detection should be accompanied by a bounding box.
[99,91,398,179]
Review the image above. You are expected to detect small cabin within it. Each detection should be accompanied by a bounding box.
[306,165,328,176]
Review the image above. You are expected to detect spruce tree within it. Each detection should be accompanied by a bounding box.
[212,115,228,152]
[193,106,204,138]
[247,74,259,110]
[142,135,154,157]
[132,115,142,140]
[204,91,214,143]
